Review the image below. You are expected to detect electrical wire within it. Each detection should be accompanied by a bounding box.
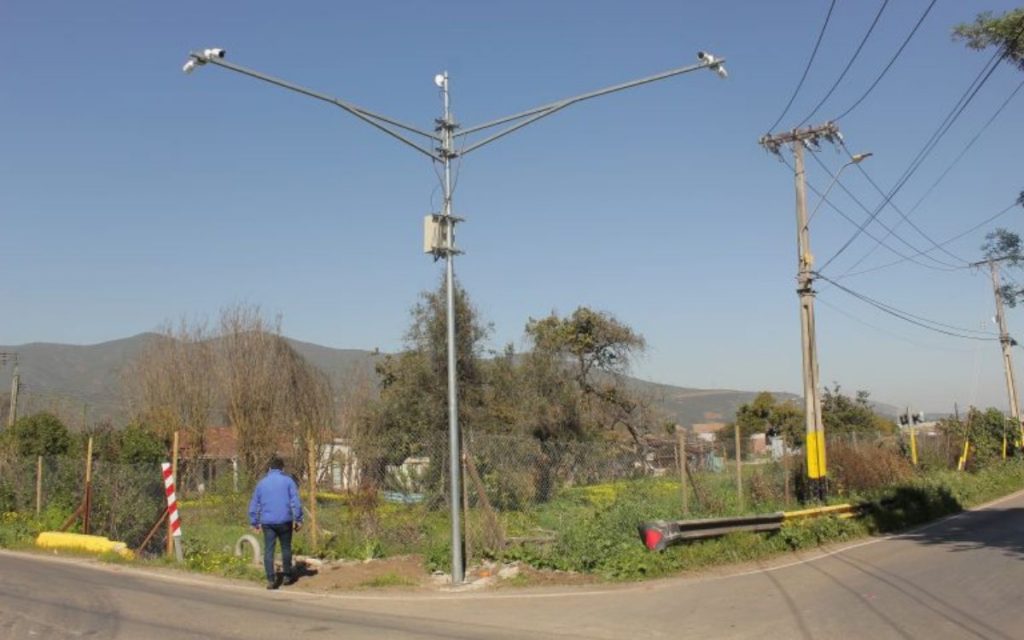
[846,142,970,265]
[839,201,1022,279]
[806,151,962,269]
[797,0,890,127]
[817,296,975,353]
[815,35,1013,274]
[816,17,1024,273]
[765,0,838,134]
[833,0,938,122]
[781,153,961,271]
[837,80,1024,278]
[815,272,999,341]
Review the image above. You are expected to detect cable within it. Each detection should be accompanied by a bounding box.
[833,0,938,122]
[845,142,970,265]
[839,201,1022,279]
[784,153,961,271]
[817,296,975,353]
[815,272,999,341]
[765,0,837,133]
[806,151,962,269]
[797,0,890,127]
[816,17,1024,273]
[816,36,1013,274]
[838,80,1024,277]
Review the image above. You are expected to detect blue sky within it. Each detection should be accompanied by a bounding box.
[1,0,1022,412]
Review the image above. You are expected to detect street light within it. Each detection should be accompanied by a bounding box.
[182,46,727,584]
[805,152,872,229]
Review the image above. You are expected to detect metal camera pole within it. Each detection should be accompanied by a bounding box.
[182,47,728,584]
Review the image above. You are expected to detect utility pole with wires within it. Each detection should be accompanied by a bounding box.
[759,122,844,501]
[977,257,1023,446]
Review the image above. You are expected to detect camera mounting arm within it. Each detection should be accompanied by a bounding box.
[183,50,443,160]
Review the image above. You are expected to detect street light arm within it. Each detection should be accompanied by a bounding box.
[189,53,443,159]
[455,57,726,156]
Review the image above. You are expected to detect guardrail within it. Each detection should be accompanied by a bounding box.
[639,503,861,551]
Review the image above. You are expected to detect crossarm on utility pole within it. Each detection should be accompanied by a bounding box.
[455,58,724,156]
[194,54,442,159]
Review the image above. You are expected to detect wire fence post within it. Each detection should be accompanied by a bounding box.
[83,437,93,535]
[35,455,43,517]
[677,430,689,516]
[734,423,743,512]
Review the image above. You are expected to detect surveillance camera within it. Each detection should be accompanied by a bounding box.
[203,48,226,60]
[182,59,197,74]
[697,51,717,65]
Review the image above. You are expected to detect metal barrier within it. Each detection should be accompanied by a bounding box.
[639,503,861,551]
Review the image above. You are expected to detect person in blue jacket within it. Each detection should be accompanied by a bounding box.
[248,455,303,589]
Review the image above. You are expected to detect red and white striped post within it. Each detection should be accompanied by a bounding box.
[161,462,184,562]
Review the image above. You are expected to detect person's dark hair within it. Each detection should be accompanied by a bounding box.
[269,455,285,471]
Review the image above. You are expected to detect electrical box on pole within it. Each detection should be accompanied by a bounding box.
[423,214,444,254]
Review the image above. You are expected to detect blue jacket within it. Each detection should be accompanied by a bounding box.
[248,469,302,526]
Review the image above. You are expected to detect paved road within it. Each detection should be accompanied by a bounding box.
[4,490,1024,639]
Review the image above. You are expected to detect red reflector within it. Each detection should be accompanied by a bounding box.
[643,528,663,550]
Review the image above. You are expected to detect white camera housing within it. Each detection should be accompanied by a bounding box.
[203,48,226,60]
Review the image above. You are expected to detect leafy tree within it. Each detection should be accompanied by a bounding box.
[117,423,167,465]
[820,385,895,437]
[982,227,1024,306]
[938,407,1010,466]
[954,8,1024,71]
[525,307,650,445]
[734,392,804,445]
[360,276,490,485]
[5,412,71,457]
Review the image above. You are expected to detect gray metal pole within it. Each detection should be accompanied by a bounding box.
[439,72,464,584]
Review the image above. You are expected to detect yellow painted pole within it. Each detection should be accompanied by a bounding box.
[910,427,918,467]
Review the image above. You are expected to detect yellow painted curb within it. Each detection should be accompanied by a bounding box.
[36,531,135,559]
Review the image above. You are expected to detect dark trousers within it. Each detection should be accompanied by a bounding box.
[261,522,293,583]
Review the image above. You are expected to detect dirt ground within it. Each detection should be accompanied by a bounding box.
[288,556,598,592]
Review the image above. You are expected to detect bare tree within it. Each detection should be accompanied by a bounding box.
[125,319,214,487]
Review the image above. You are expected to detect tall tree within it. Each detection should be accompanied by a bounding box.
[734,392,804,444]
[524,307,650,446]
[359,277,490,484]
[124,319,214,486]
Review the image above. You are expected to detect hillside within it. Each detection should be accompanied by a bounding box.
[0,334,893,428]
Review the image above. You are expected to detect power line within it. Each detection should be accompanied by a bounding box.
[840,201,1022,279]
[797,0,890,127]
[800,152,962,270]
[833,0,938,122]
[816,34,1013,274]
[817,295,975,353]
[816,272,999,341]
[765,0,837,133]
[831,77,1024,276]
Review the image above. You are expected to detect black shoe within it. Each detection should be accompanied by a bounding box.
[283,575,298,586]
[266,582,279,590]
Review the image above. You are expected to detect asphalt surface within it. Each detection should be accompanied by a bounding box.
[3,490,1024,639]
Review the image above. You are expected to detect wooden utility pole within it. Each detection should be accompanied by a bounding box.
[83,437,93,535]
[987,259,1023,446]
[734,422,743,512]
[759,122,843,500]
[307,437,319,550]
[36,456,43,517]
[676,430,689,515]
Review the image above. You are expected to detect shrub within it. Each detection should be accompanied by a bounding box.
[828,438,912,495]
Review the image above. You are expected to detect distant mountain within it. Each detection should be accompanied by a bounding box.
[0,334,897,429]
